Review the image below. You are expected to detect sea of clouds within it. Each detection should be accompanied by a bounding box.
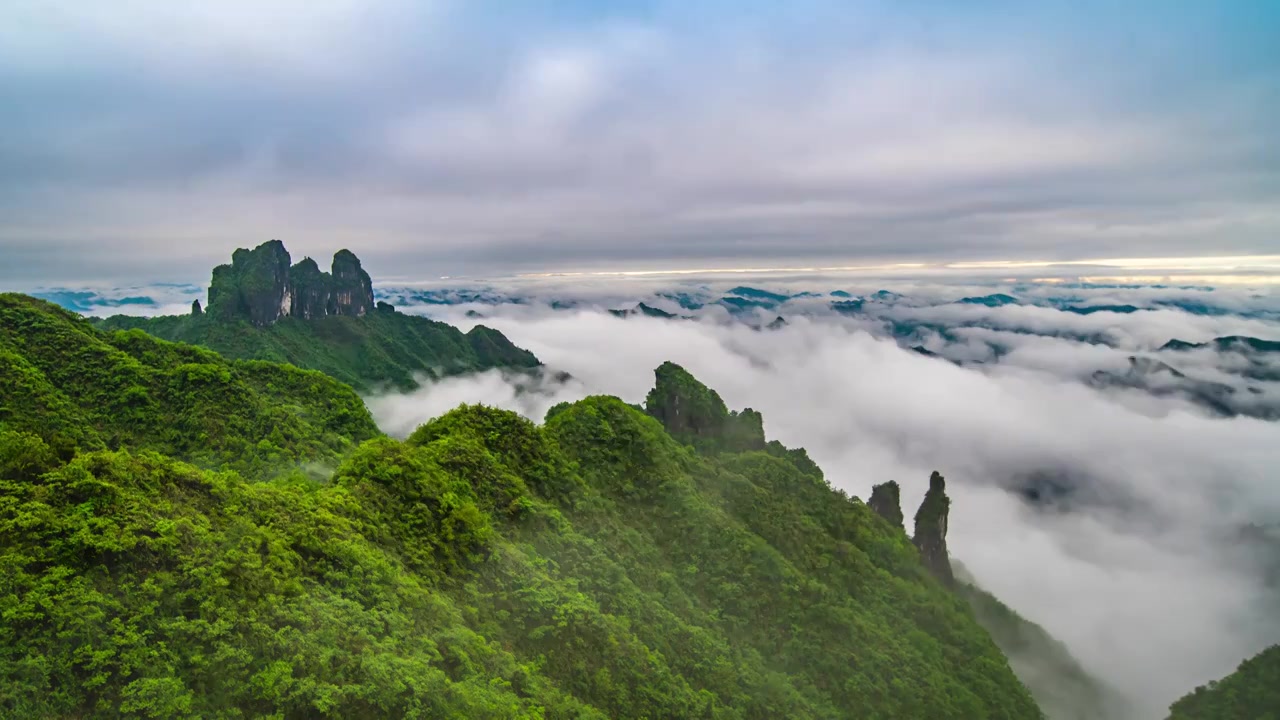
[45,271,1280,717]
[364,276,1280,719]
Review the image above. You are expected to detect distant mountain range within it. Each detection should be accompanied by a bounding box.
[93,241,541,392]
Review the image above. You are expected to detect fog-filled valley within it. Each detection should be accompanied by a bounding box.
[6,1,1280,716]
[33,268,1280,716]
[349,275,1280,718]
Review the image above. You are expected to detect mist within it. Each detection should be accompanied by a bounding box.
[366,298,1280,719]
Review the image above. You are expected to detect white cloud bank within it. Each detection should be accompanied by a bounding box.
[366,306,1280,719]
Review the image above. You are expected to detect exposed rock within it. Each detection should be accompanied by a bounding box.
[913,471,955,586]
[646,361,730,444]
[644,362,765,451]
[376,301,396,314]
[330,249,374,317]
[288,257,333,320]
[868,481,904,530]
[206,240,292,327]
[202,242,382,326]
[191,299,202,316]
[766,316,788,330]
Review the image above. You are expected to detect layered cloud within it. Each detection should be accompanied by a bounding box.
[359,277,1280,718]
[2,1,1279,281]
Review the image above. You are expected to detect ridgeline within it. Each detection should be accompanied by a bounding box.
[96,241,540,392]
[4,261,1256,718]
[0,298,1046,718]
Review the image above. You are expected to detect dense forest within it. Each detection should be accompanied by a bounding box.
[94,241,540,392]
[954,567,1132,720]
[4,287,1270,718]
[0,294,378,478]
[1,293,1046,718]
[1167,645,1280,720]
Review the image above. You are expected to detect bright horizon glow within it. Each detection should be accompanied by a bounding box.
[508,254,1280,281]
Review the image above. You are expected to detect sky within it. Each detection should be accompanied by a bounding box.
[2,0,1279,283]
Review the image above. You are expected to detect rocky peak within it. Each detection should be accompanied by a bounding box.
[912,471,955,586]
[868,481,904,529]
[289,257,332,320]
[330,249,374,317]
[191,299,202,316]
[203,241,379,326]
[644,362,765,451]
[207,240,292,327]
[646,362,729,443]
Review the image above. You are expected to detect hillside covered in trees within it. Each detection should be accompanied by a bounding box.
[95,241,540,392]
[1167,645,1280,720]
[0,293,379,478]
[0,295,1047,718]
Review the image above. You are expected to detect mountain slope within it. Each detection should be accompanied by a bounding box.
[0,293,378,478]
[956,573,1131,720]
[0,349,1043,718]
[95,241,540,392]
[98,307,540,393]
[1167,645,1280,720]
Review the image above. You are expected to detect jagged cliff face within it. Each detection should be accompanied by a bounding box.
[331,249,375,317]
[205,241,376,326]
[868,481,904,529]
[207,240,293,327]
[288,257,333,320]
[644,361,766,451]
[913,471,955,586]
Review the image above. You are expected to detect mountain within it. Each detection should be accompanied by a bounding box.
[959,293,1018,307]
[0,328,1044,717]
[1061,304,1141,315]
[608,302,678,319]
[955,570,1131,720]
[0,293,378,478]
[95,241,540,391]
[31,289,160,313]
[1088,356,1273,419]
[1167,645,1280,719]
[726,286,792,304]
[866,480,1128,720]
[1161,335,1280,355]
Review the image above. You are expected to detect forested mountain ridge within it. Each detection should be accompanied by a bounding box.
[0,293,379,478]
[94,241,540,392]
[0,308,1044,718]
[1167,644,1280,719]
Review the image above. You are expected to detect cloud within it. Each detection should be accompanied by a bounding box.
[880,302,1280,348]
[1,2,1278,282]
[365,300,1280,719]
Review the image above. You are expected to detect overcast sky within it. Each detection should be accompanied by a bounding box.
[2,1,1278,283]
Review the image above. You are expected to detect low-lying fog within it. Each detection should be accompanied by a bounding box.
[367,279,1280,719]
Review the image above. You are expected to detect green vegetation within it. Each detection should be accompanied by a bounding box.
[0,313,1043,718]
[644,360,766,453]
[0,294,378,478]
[955,570,1130,720]
[1167,645,1280,720]
[96,309,539,393]
[95,240,541,392]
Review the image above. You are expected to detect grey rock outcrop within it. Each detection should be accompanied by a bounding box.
[203,241,378,326]
[868,481,904,530]
[330,249,374,317]
[912,471,955,586]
